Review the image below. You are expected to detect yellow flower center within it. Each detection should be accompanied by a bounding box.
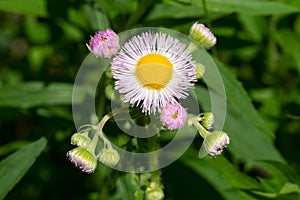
[172,111,178,119]
[101,37,107,42]
[135,53,173,90]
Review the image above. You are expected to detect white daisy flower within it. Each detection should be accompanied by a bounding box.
[111,31,196,114]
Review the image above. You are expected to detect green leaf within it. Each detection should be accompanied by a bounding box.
[0,140,30,157]
[25,17,50,44]
[0,0,47,16]
[220,60,274,137]
[204,57,275,139]
[181,150,259,200]
[259,161,300,184]
[111,173,139,200]
[58,20,84,41]
[251,183,300,199]
[195,86,284,162]
[191,0,299,16]
[237,15,266,42]
[146,4,204,20]
[279,183,300,195]
[274,29,300,74]
[191,54,284,161]
[0,82,87,108]
[83,3,110,31]
[0,137,47,199]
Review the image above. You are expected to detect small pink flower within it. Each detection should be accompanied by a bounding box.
[87,29,119,58]
[160,102,187,130]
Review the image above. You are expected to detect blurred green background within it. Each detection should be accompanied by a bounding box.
[0,0,300,199]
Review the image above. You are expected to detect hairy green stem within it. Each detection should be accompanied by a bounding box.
[147,128,161,185]
[191,118,210,138]
[88,132,99,152]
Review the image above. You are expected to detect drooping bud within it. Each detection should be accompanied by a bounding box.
[189,22,216,49]
[160,102,187,130]
[86,29,119,58]
[201,112,215,130]
[67,147,97,173]
[71,133,90,148]
[199,131,230,158]
[98,148,120,167]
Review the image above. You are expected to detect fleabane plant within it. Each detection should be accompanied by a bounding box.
[68,24,229,198]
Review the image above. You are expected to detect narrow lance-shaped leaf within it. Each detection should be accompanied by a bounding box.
[202,56,275,139]
[191,0,299,16]
[0,82,87,108]
[181,149,260,200]
[0,137,47,199]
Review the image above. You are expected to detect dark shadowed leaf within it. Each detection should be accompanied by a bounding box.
[0,137,47,199]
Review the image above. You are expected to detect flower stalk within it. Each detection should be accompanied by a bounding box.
[188,115,230,158]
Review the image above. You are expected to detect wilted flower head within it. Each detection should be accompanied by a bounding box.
[87,29,119,58]
[98,148,120,167]
[189,22,216,49]
[111,31,196,114]
[67,147,97,173]
[160,102,188,130]
[199,131,230,158]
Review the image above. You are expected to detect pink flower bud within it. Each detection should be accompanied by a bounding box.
[86,29,119,58]
[160,102,187,130]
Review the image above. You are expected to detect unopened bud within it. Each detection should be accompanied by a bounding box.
[71,133,90,148]
[189,22,216,49]
[98,148,120,167]
[86,29,119,58]
[201,112,215,130]
[145,183,164,200]
[199,131,230,158]
[67,147,97,173]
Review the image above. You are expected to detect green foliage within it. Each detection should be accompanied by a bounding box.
[0,137,47,199]
[0,0,47,17]
[0,0,300,199]
[0,82,86,108]
[191,0,299,16]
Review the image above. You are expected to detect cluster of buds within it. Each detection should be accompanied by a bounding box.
[188,23,229,157]
[160,102,229,158]
[67,114,120,173]
[188,112,230,158]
